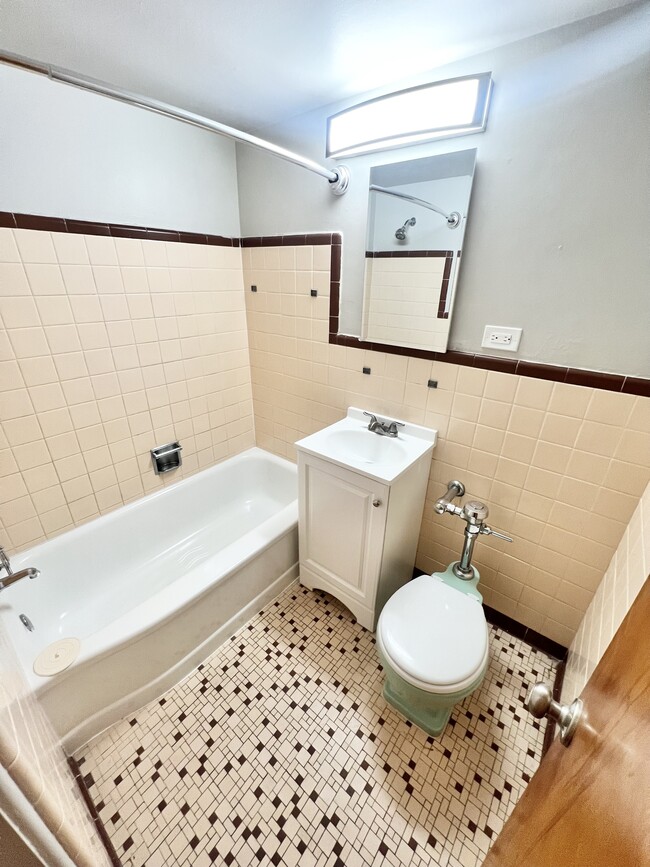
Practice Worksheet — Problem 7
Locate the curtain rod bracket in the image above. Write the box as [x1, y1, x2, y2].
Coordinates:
[328, 165, 350, 196]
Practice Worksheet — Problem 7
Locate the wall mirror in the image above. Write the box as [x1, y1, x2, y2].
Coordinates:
[360, 148, 477, 353]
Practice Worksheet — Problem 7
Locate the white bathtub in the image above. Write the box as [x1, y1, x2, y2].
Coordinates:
[0, 448, 298, 752]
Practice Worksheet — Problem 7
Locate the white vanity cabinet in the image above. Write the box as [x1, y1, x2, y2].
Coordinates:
[295, 408, 436, 630]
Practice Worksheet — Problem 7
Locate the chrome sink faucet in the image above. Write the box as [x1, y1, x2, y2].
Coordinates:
[0, 545, 40, 591]
[434, 480, 513, 579]
[363, 411, 405, 438]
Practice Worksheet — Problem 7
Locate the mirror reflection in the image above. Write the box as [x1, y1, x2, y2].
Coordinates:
[361, 148, 477, 352]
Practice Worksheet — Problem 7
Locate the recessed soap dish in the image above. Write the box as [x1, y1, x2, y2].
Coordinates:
[151, 441, 182, 474]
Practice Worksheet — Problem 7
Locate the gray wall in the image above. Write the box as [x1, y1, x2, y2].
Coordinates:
[0, 64, 241, 236]
[237, 5, 650, 377]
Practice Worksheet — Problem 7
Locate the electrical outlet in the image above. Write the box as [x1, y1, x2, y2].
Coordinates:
[481, 325, 522, 352]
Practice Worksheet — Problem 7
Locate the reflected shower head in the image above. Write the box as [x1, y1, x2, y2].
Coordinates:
[395, 217, 416, 240]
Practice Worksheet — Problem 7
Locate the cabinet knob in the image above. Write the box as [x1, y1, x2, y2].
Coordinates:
[373, 499, 382, 507]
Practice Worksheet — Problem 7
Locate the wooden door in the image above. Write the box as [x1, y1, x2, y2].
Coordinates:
[482, 577, 650, 867]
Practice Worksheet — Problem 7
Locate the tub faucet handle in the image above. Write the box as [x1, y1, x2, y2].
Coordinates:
[0, 545, 12, 576]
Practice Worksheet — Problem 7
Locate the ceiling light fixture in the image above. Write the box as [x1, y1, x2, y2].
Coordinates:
[327, 73, 493, 159]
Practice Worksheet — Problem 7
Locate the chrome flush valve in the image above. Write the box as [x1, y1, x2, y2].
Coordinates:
[435, 481, 513, 579]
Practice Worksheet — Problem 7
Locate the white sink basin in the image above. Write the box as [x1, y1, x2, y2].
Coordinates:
[323, 429, 409, 464]
[295, 408, 437, 484]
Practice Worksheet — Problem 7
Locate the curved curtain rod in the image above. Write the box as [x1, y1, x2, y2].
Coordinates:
[369, 184, 460, 228]
[0, 49, 350, 195]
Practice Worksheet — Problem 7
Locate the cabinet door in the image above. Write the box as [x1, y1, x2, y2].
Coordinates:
[299, 455, 388, 616]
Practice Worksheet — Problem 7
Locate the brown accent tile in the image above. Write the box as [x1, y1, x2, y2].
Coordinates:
[332, 232, 342, 246]
[178, 231, 208, 245]
[14, 213, 67, 232]
[474, 355, 519, 374]
[207, 235, 234, 247]
[366, 249, 449, 258]
[443, 350, 476, 367]
[110, 224, 150, 240]
[517, 361, 568, 382]
[622, 376, 650, 398]
[306, 233, 332, 245]
[67, 220, 112, 236]
[241, 236, 262, 247]
[436, 254, 454, 319]
[330, 245, 341, 282]
[0, 211, 17, 228]
[483, 605, 567, 659]
[145, 228, 180, 242]
[565, 368, 625, 392]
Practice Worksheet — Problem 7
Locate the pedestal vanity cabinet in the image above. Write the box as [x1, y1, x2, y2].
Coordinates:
[295, 408, 437, 630]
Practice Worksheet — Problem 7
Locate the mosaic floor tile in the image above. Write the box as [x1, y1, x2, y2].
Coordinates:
[74, 584, 558, 867]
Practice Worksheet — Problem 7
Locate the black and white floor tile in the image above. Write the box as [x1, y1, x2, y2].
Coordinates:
[74, 585, 558, 867]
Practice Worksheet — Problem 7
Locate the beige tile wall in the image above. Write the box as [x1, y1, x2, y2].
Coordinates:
[244, 242, 650, 646]
[0, 228, 254, 553]
[363, 256, 448, 348]
[0, 624, 111, 866]
[562, 481, 649, 702]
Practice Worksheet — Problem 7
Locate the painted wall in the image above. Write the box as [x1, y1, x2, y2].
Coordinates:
[0, 64, 241, 236]
[243, 240, 650, 646]
[0, 228, 254, 553]
[236, 6, 650, 377]
[562, 480, 649, 702]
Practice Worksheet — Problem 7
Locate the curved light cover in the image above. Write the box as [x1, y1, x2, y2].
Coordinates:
[327, 73, 492, 158]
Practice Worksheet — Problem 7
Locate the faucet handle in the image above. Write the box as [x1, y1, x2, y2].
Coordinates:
[363, 411, 378, 423]
[0, 545, 12, 576]
[481, 526, 513, 543]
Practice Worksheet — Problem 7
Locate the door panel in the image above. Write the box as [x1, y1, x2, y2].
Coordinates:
[482, 577, 650, 867]
[299, 457, 388, 606]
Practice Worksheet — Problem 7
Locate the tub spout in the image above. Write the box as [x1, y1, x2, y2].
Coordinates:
[0, 546, 40, 591]
[0, 566, 40, 591]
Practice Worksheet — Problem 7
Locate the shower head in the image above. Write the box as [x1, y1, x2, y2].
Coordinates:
[395, 217, 416, 240]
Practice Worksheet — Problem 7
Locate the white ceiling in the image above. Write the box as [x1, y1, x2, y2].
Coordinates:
[0, 0, 637, 133]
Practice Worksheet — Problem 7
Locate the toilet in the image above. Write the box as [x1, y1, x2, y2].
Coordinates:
[377, 565, 489, 737]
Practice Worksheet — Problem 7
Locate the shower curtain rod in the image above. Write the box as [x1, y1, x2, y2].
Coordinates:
[369, 184, 460, 228]
[0, 49, 350, 195]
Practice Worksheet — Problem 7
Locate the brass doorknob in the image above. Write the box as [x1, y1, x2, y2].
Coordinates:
[525, 682, 583, 747]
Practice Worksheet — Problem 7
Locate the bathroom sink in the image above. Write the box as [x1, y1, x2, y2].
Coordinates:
[295, 407, 437, 484]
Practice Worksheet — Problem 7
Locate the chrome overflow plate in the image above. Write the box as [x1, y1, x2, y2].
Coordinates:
[19, 613, 35, 632]
[525, 682, 583, 747]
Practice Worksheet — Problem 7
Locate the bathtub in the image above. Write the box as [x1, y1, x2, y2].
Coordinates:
[0, 448, 298, 752]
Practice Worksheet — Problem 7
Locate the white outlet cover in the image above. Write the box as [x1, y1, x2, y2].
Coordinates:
[481, 325, 523, 352]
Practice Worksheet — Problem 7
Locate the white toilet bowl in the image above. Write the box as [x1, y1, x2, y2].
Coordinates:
[377, 568, 489, 736]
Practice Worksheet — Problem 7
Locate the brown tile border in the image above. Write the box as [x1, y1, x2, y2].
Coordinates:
[241, 232, 337, 247]
[365, 250, 451, 258]
[437, 252, 454, 320]
[1, 210, 239, 247]
[67, 756, 123, 866]
[482, 604, 567, 661]
[2, 212, 648, 395]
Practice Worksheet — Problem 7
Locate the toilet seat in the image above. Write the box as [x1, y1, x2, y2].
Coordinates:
[377, 575, 489, 694]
